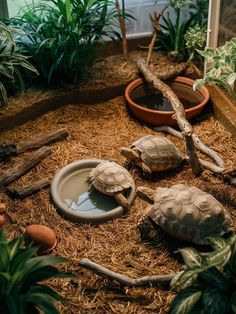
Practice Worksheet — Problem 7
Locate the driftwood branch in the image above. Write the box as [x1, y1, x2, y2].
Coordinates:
[147, 6, 167, 64]
[137, 58, 202, 176]
[155, 63, 188, 81]
[0, 146, 51, 187]
[17, 128, 69, 153]
[115, 0, 128, 60]
[0, 128, 68, 161]
[79, 258, 175, 287]
[154, 126, 236, 185]
[154, 126, 224, 168]
[6, 178, 50, 199]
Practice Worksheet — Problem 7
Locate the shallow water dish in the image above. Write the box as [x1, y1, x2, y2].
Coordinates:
[51, 159, 136, 224]
[125, 77, 210, 126]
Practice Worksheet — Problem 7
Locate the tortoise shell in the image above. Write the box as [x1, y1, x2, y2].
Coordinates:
[132, 135, 184, 172]
[89, 161, 134, 195]
[149, 184, 233, 244]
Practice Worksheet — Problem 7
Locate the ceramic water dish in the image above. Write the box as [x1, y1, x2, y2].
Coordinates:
[50, 159, 136, 224]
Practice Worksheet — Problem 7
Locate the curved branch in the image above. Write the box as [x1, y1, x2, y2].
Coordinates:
[137, 58, 202, 176]
[79, 258, 175, 287]
[154, 126, 224, 168]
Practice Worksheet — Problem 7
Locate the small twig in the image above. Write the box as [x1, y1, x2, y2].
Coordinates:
[79, 258, 175, 287]
[154, 126, 224, 168]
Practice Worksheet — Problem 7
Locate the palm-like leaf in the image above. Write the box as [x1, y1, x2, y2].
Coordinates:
[0, 229, 75, 314]
[7, 0, 132, 85]
[0, 20, 38, 107]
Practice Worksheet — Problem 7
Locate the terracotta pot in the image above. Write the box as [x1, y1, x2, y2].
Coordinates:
[125, 77, 210, 126]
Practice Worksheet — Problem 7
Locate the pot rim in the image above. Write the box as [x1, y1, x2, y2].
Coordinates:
[125, 76, 210, 115]
[50, 159, 136, 224]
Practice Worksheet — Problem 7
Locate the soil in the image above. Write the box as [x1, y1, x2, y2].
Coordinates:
[1, 52, 236, 314]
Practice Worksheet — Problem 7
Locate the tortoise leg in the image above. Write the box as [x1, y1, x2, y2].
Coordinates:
[135, 160, 152, 175]
[114, 192, 130, 214]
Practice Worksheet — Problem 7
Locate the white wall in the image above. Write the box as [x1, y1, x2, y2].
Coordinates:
[7, 0, 37, 16]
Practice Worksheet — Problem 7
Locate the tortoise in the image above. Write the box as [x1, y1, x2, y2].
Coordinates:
[137, 184, 234, 244]
[88, 161, 135, 213]
[120, 135, 184, 175]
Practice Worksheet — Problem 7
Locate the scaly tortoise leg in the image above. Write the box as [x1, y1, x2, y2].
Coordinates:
[114, 192, 130, 214]
[135, 160, 152, 175]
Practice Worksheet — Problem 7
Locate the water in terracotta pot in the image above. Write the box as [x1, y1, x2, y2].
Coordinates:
[133, 91, 199, 111]
[132, 82, 202, 112]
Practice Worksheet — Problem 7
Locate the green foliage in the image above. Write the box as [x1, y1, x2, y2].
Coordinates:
[0, 229, 75, 314]
[8, 0, 129, 86]
[168, 0, 192, 10]
[189, 0, 209, 26]
[185, 24, 207, 61]
[0, 20, 38, 107]
[156, 0, 208, 61]
[168, 234, 236, 314]
[193, 37, 236, 98]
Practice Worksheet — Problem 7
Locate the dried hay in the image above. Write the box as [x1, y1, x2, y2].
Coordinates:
[1, 63, 236, 313]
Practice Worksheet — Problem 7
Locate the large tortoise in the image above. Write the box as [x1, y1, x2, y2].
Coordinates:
[137, 184, 233, 244]
[120, 135, 184, 175]
[88, 161, 135, 213]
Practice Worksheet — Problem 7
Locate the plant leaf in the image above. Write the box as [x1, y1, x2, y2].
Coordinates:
[201, 288, 230, 314]
[177, 247, 204, 269]
[168, 287, 202, 314]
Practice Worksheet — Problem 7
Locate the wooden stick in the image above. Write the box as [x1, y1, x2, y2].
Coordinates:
[155, 63, 188, 81]
[79, 258, 175, 287]
[0, 128, 69, 160]
[147, 6, 168, 65]
[154, 126, 224, 168]
[137, 58, 202, 176]
[6, 178, 50, 199]
[115, 0, 128, 60]
[16, 128, 69, 153]
[0, 146, 51, 187]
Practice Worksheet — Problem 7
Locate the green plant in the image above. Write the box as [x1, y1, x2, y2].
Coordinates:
[189, 0, 209, 26]
[0, 229, 75, 314]
[194, 37, 236, 98]
[185, 24, 207, 61]
[8, 0, 128, 86]
[168, 234, 236, 314]
[155, 0, 208, 61]
[0, 20, 38, 107]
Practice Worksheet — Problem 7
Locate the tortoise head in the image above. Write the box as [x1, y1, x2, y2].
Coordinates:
[120, 147, 140, 162]
[136, 186, 155, 204]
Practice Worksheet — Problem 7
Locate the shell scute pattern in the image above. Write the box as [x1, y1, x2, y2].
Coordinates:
[89, 161, 134, 195]
[132, 135, 184, 172]
[149, 184, 234, 244]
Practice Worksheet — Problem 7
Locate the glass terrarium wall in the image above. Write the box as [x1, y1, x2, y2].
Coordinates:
[218, 0, 236, 46]
[7, 0, 39, 16]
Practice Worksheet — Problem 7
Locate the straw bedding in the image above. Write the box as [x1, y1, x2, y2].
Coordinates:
[1, 54, 236, 314]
